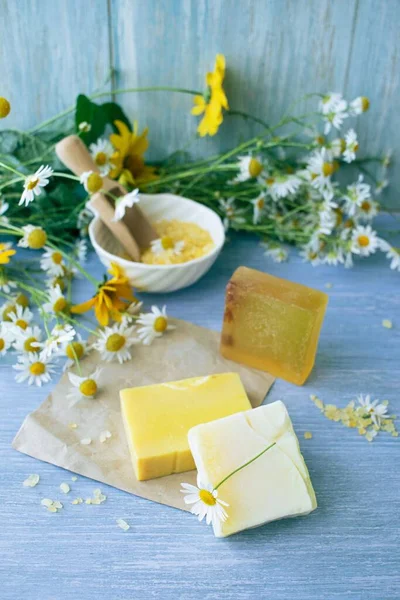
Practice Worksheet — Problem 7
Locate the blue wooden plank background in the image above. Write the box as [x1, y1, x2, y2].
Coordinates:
[0, 0, 399, 207]
[0, 215, 399, 599]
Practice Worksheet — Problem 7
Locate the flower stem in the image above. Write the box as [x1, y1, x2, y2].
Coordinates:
[214, 441, 276, 490]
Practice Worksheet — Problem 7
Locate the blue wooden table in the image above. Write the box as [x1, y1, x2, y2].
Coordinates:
[0, 218, 399, 600]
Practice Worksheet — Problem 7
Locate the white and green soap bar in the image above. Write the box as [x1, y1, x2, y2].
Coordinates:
[188, 401, 317, 537]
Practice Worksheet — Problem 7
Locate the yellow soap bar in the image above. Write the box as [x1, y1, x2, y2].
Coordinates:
[120, 373, 252, 481]
[220, 267, 328, 385]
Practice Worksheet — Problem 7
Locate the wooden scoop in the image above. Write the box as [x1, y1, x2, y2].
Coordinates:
[55, 135, 157, 262]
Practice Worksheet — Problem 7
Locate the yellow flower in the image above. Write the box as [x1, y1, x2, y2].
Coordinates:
[71, 262, 136, 326]
[192, 54, 229, 137]
[0, 97, 10, 118]
[109, 120, 158, 186]
[0, 242, 16, 264]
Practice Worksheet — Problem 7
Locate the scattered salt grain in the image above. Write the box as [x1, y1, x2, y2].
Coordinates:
[99, 430, 112, 443]
[23, 474, 40, 488]
[72, 498, 83, 505]
[53, 501, 63, 509]
[325, 283, 333, 289]
[116, 519, 130, 532]
[304, 432, 313, 440]
[41, 498, 62, 513]
[71, 476, 78, 482]
[382, 319, 393, 329]
[60, 483, 70, 494]
[80, 438, 92, 445]
[69, 423, 78, 429]
[41, 498, 53, 507]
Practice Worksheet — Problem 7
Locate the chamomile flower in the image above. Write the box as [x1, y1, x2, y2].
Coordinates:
[342, 175, 371, 216]
[78, 121, 91, 133]
[93, 322, 137, 363]
[19, 165, 53, 207]
[74, 239, 88, 262]
[13, 325, 42, 354]
[8, 305, 33, 331]
[0, 323, 13, 355]
[18, 224, 48, 249]
[232, 155, 264, 183]
[218, 197, 246, 231]
[251, 195, 266, 224]
[351, 225, 379, 257]
[264, 173, 301, 200]
[63, 334, 87, 370]
[40, 324, 76, 359]
[89, 138, 114, 176]
[305, 149, 335, 198]
[317, 208, 337, 236]
[67, 368, 102, 404]
[180, 477, 228, 528]
[350, 96, 370, 115]
[77, 207, 93, 236]
[322, 247, 344, 266]
[375, 179, 388, 195]
[150, 237, 184, 256]
[327, 137, 345, 159]
[343, 129, 359, 163]
[136, 305, 176, 346]
[121, 300, 143, 324]
[13, 352, 55, 387]
[319, 93, 348, 134]
[0, 272, 17, 294]
[112, 189, 140, 222]
[382, 245, 400, 271]
[300, 245, 322, 266]
[40, 247, 66, 277]
[43, 285, 68, 315]
[355, 198, 379, 221]
[357, 394, 389, 427]
[261, 242, 289, 263]
[80, 171, 103, 194]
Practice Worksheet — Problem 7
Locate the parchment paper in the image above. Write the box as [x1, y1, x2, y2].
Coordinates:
[12, 319, 274, 512]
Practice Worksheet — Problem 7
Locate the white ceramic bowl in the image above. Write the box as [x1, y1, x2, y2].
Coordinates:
[89, 193, 225, 293]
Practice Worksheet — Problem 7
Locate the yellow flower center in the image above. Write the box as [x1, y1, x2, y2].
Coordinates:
[51, 277, 65, 291]
[353, 143, 359, 152]
[257, 198, 265, 210]
[361, 97, 370, 112]
[266, 177, 275, 185]
[358, 235, 370, 247]
[322, 162, 334, 177]
[334, 208, 343, 226]
[66, 342, 84, 360]
[199, 489, 216, 506]
[105, 333, 126, 352]
[26, 177, 39, 190]
[51, 252, 63, 265]
[27, 228, 47, 249]
[332, 160, 340, 173]
[53, 297, 67, 313]
[16, 293, 29, 308]
[161, 236, 174, 250]
[16, 319, 28, 330]
[154, 316, 168, 333]
[316, 135, 325, 145]
[248, 158, 263, 178]
[29, 361, 45, 376]
[309, 251, 318, 260]
[361, 201, 371, 213]
[0, 338, 4, 351]
[79, 379, 98, 397]
[24, 337, 39, 352]
[2, 304, 16, 321]
[344, 219, 354, 229]
[95, 152, 107, 166]
[86, 172, 103, 194]
[0, 97, 11, 118]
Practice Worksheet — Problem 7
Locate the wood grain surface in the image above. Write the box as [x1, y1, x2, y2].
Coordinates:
[0, 0, 399, 207]
[0, 214, 399, 599]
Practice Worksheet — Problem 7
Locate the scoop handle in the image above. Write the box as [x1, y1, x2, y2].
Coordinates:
[55, 135, 98, 177]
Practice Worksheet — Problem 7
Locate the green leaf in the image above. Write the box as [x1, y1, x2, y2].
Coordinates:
[102, 102, 131, 132]
[75, 95, 132, 145]
[75, 94, 107, 145]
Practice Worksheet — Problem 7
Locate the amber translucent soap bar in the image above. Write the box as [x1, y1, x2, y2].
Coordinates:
[220, 267, 328, 385]
[120, 373, 251, 481]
